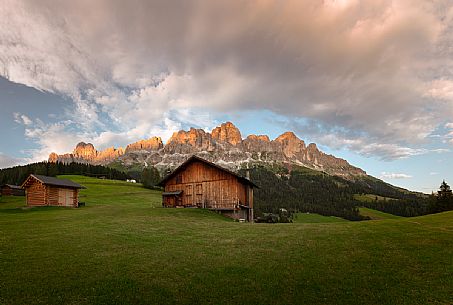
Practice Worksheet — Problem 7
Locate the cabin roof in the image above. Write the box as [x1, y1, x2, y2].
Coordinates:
[1, 184, 23, 189]
[22, 174, 86, 189]
[158, 155, 258, 188]
[162, 190, 183, 196]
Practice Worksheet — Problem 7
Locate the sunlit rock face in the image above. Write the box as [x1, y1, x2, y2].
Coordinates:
[211, 122, 242, 146]
[73, 142, 97, 160]
[48, 121, 366, 178]
[125, 137, 163, 153]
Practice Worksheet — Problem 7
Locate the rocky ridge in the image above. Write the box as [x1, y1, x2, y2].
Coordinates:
[49, 122, 366, 178]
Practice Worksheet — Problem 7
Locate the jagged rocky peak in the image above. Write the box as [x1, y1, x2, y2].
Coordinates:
[274, 132, 306, 158]
[211, 121, 242, 146]
[97, 146, 125, 161]
[48, 152, 59, 163]
[125, 137, 163, 153]
[73, 142, 97, 159]
[243, 134, 273, 152]
[246, 134, 270, 142]
[167, 128, 214, 150]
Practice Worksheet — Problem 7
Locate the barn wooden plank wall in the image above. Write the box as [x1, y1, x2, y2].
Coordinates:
[164, 160, 251, 210]
[25, 181, 47, 206]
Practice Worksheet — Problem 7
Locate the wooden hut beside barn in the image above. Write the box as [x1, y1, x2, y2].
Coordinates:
[158, 156, 257, 222]
[1, 184, 25, 196]
[21, 174, 85, 207]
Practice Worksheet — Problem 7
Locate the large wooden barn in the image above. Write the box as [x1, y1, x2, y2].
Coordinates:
[21, 174, 85, 207]
[158, 156, 257, 221]
[1, 184, 25, 196]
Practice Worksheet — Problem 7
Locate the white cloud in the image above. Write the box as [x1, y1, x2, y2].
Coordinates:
[13, 113, 32, 125]
[1, 0, 453, 159]
[0, 153, 24, 169]
[380, 172, 413, 179]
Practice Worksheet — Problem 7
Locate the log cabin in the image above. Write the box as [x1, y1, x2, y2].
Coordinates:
[0, 184, 25, 196]
[158, 155, 257, 222]
[21, 174, 85, 207]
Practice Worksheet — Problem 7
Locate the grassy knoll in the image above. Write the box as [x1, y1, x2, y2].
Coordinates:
[1, 176, 452, 305]
[354, 193, 397, 202]
[293, 212, 348, 223]
[359, 207, 403, 220]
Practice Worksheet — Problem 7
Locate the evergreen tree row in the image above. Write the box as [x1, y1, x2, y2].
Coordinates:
[0, 161, 130, 185]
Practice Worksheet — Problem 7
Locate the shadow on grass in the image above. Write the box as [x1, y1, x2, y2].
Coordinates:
[0, 205, 87, 214]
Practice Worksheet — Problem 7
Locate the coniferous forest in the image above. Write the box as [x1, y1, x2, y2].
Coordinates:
[240, 165, 451, 220]
[0, 162, 130, 186]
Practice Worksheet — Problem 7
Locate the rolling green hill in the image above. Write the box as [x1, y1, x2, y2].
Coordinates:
[358, 207, 403, 220]
[0, 175, 452, 305]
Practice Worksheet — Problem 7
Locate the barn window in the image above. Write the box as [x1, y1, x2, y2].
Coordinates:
[176, 174, 182, 184]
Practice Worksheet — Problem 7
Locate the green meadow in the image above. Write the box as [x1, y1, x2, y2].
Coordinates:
[359, 207, 403, 220]
[1, 176, 452, 305]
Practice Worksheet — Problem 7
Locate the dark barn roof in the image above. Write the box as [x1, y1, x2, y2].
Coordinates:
[158, 155, 258, 188]
[2, 184, 23, 190]
[22, 174, 86, 189]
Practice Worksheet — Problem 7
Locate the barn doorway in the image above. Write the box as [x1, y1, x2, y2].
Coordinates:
[58, 189, 73, 206]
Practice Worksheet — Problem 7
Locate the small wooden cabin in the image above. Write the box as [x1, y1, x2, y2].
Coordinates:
[1, 184, 25, 196]
[21, 174, 85, 207]
[158, 156, 257, 221]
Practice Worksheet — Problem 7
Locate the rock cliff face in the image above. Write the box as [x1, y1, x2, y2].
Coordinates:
[211, 122, 242, 146]
[125, 137, 163, 153]
[48, 122, 366, 178]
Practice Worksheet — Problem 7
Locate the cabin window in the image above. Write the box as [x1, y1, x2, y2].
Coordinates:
[186, 185, 193, 196]
[176, 174, 182, 184]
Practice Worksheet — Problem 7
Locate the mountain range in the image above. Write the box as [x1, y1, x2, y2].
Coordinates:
[48, 122, 366, 178]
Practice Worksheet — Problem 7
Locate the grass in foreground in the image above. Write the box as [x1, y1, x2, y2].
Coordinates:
[0, 175, 452, 305]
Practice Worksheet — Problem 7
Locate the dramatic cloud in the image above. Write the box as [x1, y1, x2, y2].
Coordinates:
[1, 0, 453, 159]
[380, 172, 413, 179]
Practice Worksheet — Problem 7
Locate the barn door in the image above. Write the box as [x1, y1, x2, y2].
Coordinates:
[195, 183, 203, 207]
[185, 184, 194, 206]
[58, 189, 73, 207]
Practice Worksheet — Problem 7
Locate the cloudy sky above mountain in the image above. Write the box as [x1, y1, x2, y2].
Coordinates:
[1, 0, 453, 192]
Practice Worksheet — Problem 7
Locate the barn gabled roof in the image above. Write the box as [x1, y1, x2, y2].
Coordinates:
[21, 174, 86, 189]
[158, 155, 258, 188]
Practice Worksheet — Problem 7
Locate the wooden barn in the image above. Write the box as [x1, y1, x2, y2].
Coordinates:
[158, 156, 257, 221]
[1, 184, 25, 196]
[21, 174, 85, 207]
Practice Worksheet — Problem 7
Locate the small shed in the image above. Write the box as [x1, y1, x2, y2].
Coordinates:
[21, 174, 85, 207]
[1, 184, 25, 196]
[158, 155, 258, 221]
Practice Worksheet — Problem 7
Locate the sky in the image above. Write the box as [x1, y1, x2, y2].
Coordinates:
[1, 0, 453, 193]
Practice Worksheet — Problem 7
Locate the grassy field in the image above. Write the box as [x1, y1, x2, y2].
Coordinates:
[293, 212, 348, 223]
[354, 193, 397, 202]
[1, 175, 452, 305]
[359, 207, 403, 220]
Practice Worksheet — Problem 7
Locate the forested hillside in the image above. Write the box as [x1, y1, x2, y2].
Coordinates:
[239, 164, 432, 220]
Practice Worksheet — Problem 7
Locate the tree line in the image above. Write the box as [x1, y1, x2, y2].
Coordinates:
[0, 161, 130, 185]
